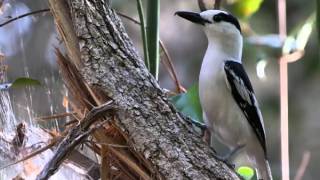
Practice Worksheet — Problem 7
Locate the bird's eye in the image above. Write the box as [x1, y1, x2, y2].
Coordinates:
[213, 15, 222, 22]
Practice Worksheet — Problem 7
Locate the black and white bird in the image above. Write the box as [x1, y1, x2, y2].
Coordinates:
[176, 10, 272, 180]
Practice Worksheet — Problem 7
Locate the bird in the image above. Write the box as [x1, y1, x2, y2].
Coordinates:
[175, 10, 272, 180]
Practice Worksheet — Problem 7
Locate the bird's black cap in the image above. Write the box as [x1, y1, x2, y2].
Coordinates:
[175, 11, 210, 25]
[176, 11, 242, 33]
[213, 12, 241, 33]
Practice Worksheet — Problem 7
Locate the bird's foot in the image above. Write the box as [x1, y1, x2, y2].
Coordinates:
[202, 129, 211, 145]
[225, 144, 246, 160]
[213, 144, 246, 169]
[211, 153, 236, 169]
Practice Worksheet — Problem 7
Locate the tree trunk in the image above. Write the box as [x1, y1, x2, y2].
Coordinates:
[50, 0, 240, 179]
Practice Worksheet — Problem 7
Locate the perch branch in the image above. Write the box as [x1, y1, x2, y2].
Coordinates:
[118, 12, 185, 93]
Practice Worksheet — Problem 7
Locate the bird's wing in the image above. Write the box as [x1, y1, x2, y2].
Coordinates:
[224, 60, 266, 155]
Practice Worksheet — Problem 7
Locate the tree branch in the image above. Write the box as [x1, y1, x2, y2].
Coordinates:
[198, 0, 207, 11]
[214, 0, 222, 9]
[36, 101, 114, 180]
[118, 12, 185, 93]
[0, 9, 50, 27]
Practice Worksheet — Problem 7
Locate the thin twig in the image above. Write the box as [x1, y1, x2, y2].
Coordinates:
[36, 101, 114, 180]
[279, 58, 289, 180]
[0, 9, 50, 27]
[159, 40, 185, 93]
[37, 121, 108, 180]
[214, 0, 222, 9]
[85, 140, 129, 148]
[0, 137, 61, 170]
[117, 12, 140, 24]
[282, 50, 305, 63]
[198, 0, 207, 11]
[118, 12, 185, 93]
[278, 0, 306, 177]
[278, 0, 287, 41]
[64, 119, 79, 127]
[198, 0, 221, 11]
[278, 0, 289, 179]
[35, 111, 75, 121]
[0, 135, 12, 145]
[294, 151, 311, 180]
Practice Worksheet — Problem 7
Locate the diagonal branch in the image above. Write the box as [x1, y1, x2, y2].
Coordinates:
[0, 137, 60, 170]
[36, 101, 114, 180]
[159, 39, 185, 93]
[198, 0, 222, 11]
[118, 12, 185, 93]
[214, 0, 222, 9]
[0, 9, 50, 27]
[35, 111, 75, 121]
[198, 0, 207, 11]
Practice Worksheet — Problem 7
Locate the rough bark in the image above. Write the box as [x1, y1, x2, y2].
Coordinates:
[56, 0, 240, 179]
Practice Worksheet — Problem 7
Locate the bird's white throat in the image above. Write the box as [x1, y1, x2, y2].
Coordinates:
[205, 32, 243, 63]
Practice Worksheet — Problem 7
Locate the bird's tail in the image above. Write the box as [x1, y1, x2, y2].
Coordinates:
[265, 160, 273, 180]
[256, 159, 273, 180]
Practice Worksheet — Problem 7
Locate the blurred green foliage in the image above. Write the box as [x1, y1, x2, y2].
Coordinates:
[136, 0, 150, 70]
[283, 13, 315, 54]
[146, 1, 160, 80]
[11, 77, 41, 88]
[237, 166, 257, 180]
[317, 0, 320, 43]
[170, 84, 203, 124]
[230, 0, 264, 19]
[0, 77, 41, 90]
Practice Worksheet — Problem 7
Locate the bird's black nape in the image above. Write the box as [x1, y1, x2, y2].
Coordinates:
[214, 12, 241, 33]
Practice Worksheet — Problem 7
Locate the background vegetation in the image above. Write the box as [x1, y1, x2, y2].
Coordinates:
[0, 0, 318, 179]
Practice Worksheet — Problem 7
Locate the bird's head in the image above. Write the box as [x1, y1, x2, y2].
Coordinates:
[175, 10, 241, 40]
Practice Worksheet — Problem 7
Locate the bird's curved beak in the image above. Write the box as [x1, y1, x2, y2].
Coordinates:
[175, 11, 209, 25]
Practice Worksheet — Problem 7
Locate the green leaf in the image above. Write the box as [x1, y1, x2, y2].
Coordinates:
[318, 0, 320, 43]
[146, 0, 160, 80]
[318, 3, 320, 59]
[282, 13, 315, 54]
[295, 14, 315, 51]
[11, 77, 41, 88]
[231, 0, 263, 19]
[170, 84, 203, 123]
[237, 166, 256, 180]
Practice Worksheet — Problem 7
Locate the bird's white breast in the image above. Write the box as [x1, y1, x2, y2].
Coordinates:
[199, 49, 252, 148]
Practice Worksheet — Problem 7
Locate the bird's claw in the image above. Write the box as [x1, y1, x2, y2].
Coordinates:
[213, 144, 246, 169]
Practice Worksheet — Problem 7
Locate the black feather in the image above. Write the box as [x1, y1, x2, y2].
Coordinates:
[213, 13, 241, 33]
[224, 61, 266, 156]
